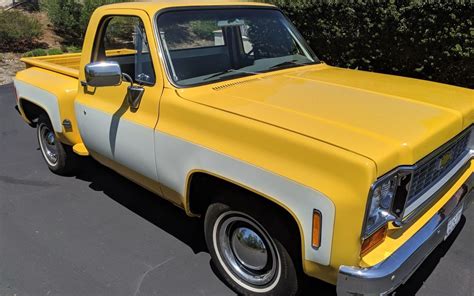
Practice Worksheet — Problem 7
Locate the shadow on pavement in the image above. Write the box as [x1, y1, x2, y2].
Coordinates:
[74, 157, 208, 254]
[72, 156, 463, 296]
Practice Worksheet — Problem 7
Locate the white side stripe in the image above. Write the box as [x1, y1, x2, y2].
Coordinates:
[72, 102, 335, 265]
[154, 131, 335, 265]
[75, 102, 158, 181]
[14, 79, 62, 132]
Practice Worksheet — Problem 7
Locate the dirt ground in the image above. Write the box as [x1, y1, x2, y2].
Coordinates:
[0, 11, 62, 85]
[0, 53, 24, 85]
[35, 11, 62, 49]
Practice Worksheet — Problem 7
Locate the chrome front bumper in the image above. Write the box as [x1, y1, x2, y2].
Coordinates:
[337, 173, 474, 296]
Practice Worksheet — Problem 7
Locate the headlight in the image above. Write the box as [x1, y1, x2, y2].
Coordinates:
[363, 170, 413, 238]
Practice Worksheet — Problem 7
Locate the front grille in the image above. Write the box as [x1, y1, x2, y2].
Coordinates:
[407, 130, 471, 204]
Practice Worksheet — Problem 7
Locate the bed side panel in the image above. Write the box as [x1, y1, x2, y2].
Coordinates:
[14, 67, 82, 145]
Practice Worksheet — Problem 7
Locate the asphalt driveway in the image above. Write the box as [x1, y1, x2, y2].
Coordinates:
[0, 83, 472, 296]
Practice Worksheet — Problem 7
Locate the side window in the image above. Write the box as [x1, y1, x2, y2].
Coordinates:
[95, 16, 155, 85]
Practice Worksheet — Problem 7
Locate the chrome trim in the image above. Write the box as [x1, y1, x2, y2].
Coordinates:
[214, 211, 279, 287]
[407, 128, 471, 202]
[402, 151, 472, 220]
[38, 122, 58, 166]
[62, 119, 72, 129]
[337, 172, 474, 296]
[363, 127, 473, 238]
[362, 168, 412, 239]
[409, 127, 471, 171]
[231, 227, 268, 271]
[84, 61, 122, 87]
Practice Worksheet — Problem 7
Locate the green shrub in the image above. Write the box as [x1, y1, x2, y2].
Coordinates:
[81, 0, 127, 35]
[23, 48, 66, 57]
[40, 0, 83, 45]
[268, 0, 473, 88]
[64, 45, 82, 53]
[23, 48, 48, 57]
[190, 20, 219, 40]
[40, 0, 128, 46]
[0, 10, 42, 51]
[47, 48, 64, 55]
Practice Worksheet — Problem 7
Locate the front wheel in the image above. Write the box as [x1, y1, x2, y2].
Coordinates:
[205, 202, 299, 295]
[37, 114, 76, 175]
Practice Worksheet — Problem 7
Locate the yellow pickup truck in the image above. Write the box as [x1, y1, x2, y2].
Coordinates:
[13, 1, 474, 295]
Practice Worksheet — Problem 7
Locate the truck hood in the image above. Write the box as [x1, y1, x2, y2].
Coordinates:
[177, 65, 474, 175]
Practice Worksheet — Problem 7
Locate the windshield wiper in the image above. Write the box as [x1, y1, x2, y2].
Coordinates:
[204, 69, 256, 81]
[269, 60, 312, 70]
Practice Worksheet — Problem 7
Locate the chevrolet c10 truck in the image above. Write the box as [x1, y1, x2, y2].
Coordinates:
[13, 2, 474, 295]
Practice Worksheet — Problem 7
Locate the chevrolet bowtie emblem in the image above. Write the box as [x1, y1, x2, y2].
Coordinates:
[437, 151, 453, 170]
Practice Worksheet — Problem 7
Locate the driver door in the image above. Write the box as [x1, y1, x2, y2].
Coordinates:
[75, 10, 164, 182]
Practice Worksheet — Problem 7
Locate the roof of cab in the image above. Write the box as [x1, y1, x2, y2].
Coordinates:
[96, 1, 275, 14]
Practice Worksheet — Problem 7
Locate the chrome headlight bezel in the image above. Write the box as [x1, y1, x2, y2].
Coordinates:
[362, 126, 474, 239]
[468, 127, 474, 149]
[362, 168, 413, 239]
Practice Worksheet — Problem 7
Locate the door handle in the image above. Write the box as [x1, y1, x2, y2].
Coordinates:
[127, 86, 145, 110]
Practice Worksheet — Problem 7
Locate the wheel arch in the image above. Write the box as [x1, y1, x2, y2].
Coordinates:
[154, 131, 335, 266]
[18, 98, 49, 127]
[14, 79, 63, 133]
[185, 170, 305, 268]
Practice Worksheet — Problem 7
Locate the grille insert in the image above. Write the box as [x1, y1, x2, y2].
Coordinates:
[407, 130, 470, 204]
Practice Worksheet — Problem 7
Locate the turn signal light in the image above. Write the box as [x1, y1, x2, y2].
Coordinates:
[361, 224, 387, 257]
[312, 210, 322, 248]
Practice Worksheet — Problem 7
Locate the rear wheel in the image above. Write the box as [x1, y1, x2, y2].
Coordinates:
[205, 200, 299, 295]
[37, 114, 76, 175]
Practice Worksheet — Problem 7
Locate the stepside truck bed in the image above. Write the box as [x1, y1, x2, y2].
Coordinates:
[20, 53, 81, 78]
[14, 53, 82, 147]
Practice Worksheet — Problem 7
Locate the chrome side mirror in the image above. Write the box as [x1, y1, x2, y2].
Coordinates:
[84, 61, 122, 87]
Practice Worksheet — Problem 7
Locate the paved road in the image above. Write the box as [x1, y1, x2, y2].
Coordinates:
[0, 83, 472, 296]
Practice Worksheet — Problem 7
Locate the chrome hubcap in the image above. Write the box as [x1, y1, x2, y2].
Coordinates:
[38, 123, 58, 165]
[231, 227, 268, 270]
[215, 212, 279, 287]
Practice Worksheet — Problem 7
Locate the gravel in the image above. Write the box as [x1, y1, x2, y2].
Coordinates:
[0, 53, 24, 85]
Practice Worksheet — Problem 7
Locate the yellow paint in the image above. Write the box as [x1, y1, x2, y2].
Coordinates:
[178, 66, 473, 177]
[15, 67, 83, 146]
[304, 260, 338, 284]
[76, 8, 164, 133]
[20, 48, 139, 78]
[21, 53, 81, 78]
[158, 87, 376, 279]
[13, 0, 474, 285]
[72, 143, 89, 156]
[361, 161, 473, 267]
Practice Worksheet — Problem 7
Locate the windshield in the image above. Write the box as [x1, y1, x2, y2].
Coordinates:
[156, 8, 319, 87]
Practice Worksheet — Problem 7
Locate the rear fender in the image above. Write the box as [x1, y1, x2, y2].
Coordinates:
[14, 68, 82, 146]
[14, 79, 62, 132]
